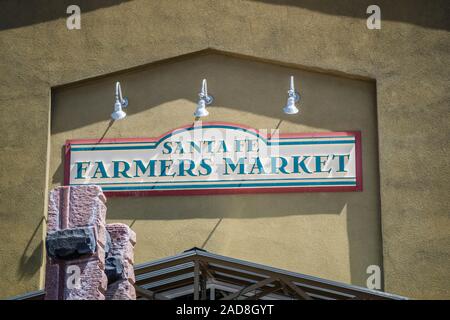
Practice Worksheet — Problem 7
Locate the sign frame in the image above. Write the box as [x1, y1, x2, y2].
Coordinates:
[64, 122, 362, 197]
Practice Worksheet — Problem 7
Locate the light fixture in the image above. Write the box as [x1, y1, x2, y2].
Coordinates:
[111, 81, 128, 120]
[194, 79, 213, 117]
[283, 76, 300, 115]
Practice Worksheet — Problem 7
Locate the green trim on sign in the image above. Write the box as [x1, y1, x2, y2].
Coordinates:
[69, 125, 355, 151]
[98, 180, 357, 191]
[70, 177, 357, 186]
[70, 139, 355, 151]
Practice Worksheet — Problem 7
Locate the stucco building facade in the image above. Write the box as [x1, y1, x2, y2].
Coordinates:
[0, 0, 449, 299]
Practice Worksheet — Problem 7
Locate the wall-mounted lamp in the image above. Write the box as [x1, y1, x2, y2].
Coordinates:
[111, 81, 128, 120]
[283, 76, 300, 115]
[194, 79, 214, 117]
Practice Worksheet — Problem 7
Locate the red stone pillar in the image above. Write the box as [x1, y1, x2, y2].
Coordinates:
[105, 223, 137, 300]
[45, 186, 108, 300]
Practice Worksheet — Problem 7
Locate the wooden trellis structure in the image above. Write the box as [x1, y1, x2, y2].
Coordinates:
[132, 248, 405, 300]
[11, 248, 407, 300]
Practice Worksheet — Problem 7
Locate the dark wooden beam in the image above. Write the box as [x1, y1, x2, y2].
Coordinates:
[209, 265, 265, 282]
[281, 280, 313, 300]
[199, 261, 215, 281]
[244, 283, 282, 300]
[135, 255, 195, 276]
[280, 282, 291, 297]
[201, 273, 207, 300]
[134, 285, 170, 300]
[221, 277, 277, 300]
[213, 274, 257, 288]
[142, 278, 193, 294]
[193, 260, 200, 300]
[135, 266, 194, 285]
[197, 255, 380, 300]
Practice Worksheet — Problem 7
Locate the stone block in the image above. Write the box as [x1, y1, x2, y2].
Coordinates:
[105, 223, 136, 300]
[46, 226, 96, 260]
[44, 185, 107, 300]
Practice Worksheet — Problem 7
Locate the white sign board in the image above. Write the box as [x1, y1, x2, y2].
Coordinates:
[65, 122, 362, 196]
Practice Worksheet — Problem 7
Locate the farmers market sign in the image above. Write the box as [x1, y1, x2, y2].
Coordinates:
[65, 122, 362, 196]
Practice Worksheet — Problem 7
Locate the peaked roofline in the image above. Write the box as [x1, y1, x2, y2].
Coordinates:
[134, 249, 407, 300]
[10, 249, 408, 300]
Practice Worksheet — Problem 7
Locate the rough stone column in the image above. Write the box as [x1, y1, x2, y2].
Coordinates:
[45, 185, 108, 300]
[105, 223, 137, 300]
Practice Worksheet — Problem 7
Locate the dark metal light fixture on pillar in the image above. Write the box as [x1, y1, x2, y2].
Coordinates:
[194, 79, 214, 117]
[111, 81, 128, 120]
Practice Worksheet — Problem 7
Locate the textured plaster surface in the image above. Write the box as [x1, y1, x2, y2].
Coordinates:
[0, 0, 449, 299]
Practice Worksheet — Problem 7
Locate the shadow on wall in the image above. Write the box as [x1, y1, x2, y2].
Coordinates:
[50, 51, 382, 288]
[0, 0, 131, 30]
[104, 193, 350, 220]
[1, 0, 448, 31]
[50, 50, 376, 134]
[253, 0, 450, 31]
[17, 217, 45, 281]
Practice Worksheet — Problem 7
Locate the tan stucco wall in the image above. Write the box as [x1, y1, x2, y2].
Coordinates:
[0, 0, 449, 299]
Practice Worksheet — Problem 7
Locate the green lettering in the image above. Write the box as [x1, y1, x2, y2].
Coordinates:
[92, 161, 109, 179]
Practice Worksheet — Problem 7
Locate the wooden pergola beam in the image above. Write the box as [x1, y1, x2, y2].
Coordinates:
[220, 277, 277, 300]
[280, 282, 291, 297]
[280, 279, 313, 300]
[134, 285, 169, 300]
[135, 265, 194, 284]
[197, 254, 383, 300]
[209, 265, 265, 282]
[245, 283, 282, 300]
[193, 260, 200, 300]
[199, 261, 215, 280]
[135, 254, 195, 275]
